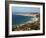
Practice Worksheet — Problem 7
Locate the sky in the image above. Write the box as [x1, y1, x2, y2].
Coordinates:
[12, 6, 40, 15]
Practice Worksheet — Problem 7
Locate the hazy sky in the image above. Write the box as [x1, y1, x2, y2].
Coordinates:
[12, 6, 40, 15]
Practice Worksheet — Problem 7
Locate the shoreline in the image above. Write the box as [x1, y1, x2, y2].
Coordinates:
[12, 17, 40, 31]
[12, 14, 40, 31]
[13, 17, 38, 28]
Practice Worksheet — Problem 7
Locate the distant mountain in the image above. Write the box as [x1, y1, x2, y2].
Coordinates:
[13, 12, 40, 15]
[15, 12, 40, 16]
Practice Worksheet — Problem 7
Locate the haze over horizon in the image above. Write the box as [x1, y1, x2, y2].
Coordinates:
[12, 7, 40, 15]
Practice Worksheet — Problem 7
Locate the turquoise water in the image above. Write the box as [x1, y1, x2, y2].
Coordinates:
[12, 15, 34, 28]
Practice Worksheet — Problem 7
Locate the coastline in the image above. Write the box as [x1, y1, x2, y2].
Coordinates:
[12, 17, 40, 31]
[12, 13, 40, 31]
[12, 17, 38, 28]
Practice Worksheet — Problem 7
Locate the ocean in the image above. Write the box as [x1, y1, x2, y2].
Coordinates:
[12, 15, 34, 28]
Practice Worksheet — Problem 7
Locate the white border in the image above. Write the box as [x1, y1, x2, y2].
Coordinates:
[9, 4, 43, 35]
